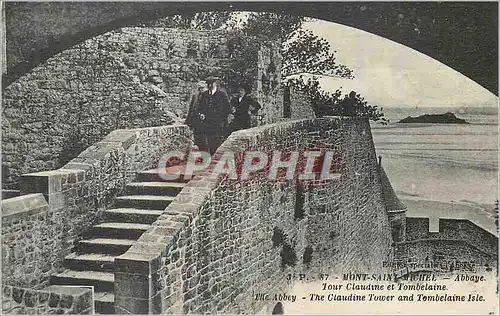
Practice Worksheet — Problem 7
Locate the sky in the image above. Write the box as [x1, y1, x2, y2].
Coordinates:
[301, 19, 498, 108]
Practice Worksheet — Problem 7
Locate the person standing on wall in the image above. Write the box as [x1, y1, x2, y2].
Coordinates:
[185, 80, 208, 150]
[196, 76, 231, 155]
[339, 90, 358, 117]
[227, 84, 261, 135]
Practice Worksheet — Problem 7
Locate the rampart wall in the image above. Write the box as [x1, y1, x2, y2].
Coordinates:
[114, 117, 393, 314]
[405, 217, 498, 257]
[395, 217, 498, 271]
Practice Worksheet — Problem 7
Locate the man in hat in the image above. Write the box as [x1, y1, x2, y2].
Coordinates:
[196, 76, 231, 154]
[339, 90, 358, 116]
[185, 80, 208, 149]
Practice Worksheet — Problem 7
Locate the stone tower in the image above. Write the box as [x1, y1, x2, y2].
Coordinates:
[378, 156, 407, 242]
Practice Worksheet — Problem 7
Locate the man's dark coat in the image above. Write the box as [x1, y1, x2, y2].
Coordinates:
[197, 89, 231, 133]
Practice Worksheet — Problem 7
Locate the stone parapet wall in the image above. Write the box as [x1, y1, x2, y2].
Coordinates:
[394, 239, 497, 272]
[405, 217, 498, 258]
[2, 194, 53, 288]
[2, 125, 191, 289]
[114, 117, 392, 314]
[2, 284, 93, 314]
[301, 118, 391, 274]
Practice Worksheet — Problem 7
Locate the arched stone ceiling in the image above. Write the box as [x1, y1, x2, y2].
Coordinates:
[4, 2, 498, 94]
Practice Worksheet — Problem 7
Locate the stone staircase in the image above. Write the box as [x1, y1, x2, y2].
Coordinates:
[48, 166, 193, 314]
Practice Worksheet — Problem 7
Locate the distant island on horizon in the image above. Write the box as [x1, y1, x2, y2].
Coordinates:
[383, 106, 498, 115]
[398, 112, 469, 124]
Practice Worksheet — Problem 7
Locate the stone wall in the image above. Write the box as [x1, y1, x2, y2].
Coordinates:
[114, 117, 392, 314]
[254, 44, 283, 125]
[283, 85, 316, 120]
[2, 125, 191, 289]
[395, 240, 496, 272]
[1, 42, 179, 189]
[2, 285, 93, 314]
[92, 27, 231, 119]
[2, 194, 53, 289]
[2, 26, 282, 189]
[405, 217, 498, 257]
[394, 217, 498, 272]
[302, 119, 391, 274]
[90, 27, 283, 124]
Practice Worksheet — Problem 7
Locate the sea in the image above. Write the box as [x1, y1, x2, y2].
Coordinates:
[370, 107, 498, 225]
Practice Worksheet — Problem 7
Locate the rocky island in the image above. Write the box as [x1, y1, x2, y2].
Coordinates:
[398, 112, 469, 124]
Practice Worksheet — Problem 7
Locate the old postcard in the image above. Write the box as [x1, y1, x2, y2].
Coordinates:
[1, 2, 498, 315]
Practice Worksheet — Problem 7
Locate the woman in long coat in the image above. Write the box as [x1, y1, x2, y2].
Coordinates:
[227, 85, 261, 135]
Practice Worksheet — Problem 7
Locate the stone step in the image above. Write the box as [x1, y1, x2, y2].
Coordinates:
[2, 189, 20, 199]
[126, 181, 185, 196]
[135, 166, 203, 183]
[84, 222, 151, 240]
[50, 270, 114, 293]
[76, 238, 135, 255]
[102, 208, 163, 224]
[115, 195, 176, 210]
[94, 292, 114, 314]
[64, 253, 115, 273]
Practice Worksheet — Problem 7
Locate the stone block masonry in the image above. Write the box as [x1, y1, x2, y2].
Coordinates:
[2, 194, 53, 289]
[114, 117, 393, 314]
[2, 125, 191, 290]
[2, 26, 283, 189]
[283, 84, 316, 120]
[94, 27, 234, 119]
[93, 27, 283, 124]
[405, 217, 497, 257]
[2, 40, 178, 189]
[395, 217, 499, 270]
[395, 240, 496, 271]
[304, 120, 392, 274]
[2, 285, 93, 314]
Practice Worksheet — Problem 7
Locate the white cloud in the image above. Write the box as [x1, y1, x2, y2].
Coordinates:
[303, 19, 498, 108]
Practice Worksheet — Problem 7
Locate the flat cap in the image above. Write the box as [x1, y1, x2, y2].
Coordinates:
[205, 76, 220, 83]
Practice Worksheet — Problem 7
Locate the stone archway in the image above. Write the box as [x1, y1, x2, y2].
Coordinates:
[4, 2, 498, 94]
